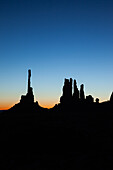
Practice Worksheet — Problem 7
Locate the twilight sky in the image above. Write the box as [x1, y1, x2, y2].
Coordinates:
[0, 0, 113, 109]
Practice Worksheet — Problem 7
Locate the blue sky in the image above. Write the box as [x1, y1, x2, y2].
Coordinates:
[0, 0, 113, 109]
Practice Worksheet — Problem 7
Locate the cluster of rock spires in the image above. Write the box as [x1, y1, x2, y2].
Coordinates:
[12, 69, 113, 109]
[60, 78, 96, 105]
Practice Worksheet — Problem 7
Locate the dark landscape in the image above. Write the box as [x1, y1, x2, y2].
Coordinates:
[0, 70, 113, 169]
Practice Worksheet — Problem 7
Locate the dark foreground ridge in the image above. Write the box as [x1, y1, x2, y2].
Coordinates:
[0, 70, 113, 169]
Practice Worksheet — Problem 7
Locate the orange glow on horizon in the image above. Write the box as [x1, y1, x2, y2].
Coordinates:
[0, 101, 57, 110]
[0, 98, 108, 110]
[39, 104, 55, 109]
[0, 105, 54, 110]
[38, 101, 57, 109]
[0, 102, 16, 110]
[0, 105, 11, 110]
[0, 107, 9, 110]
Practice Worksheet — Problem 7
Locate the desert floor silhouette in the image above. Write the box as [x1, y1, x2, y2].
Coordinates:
[0, 70, 113, 169]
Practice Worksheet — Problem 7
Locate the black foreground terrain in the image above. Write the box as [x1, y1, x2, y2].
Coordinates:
[0, 102, 112, 170]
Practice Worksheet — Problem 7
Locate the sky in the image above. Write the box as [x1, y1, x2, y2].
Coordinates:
[0, 0, 113, 109]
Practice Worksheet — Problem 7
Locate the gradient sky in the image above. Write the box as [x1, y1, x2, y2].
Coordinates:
[0, 0, 113, 109]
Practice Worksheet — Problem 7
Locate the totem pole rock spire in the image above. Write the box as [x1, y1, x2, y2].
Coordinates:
[28, 69, 31, 94]
[20, 69, 34, 104]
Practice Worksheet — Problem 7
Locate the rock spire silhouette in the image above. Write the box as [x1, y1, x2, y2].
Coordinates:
[20, 69, 34, 104]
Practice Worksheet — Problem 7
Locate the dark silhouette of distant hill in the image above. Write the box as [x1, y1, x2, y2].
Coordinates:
[0, 69, 113, 169]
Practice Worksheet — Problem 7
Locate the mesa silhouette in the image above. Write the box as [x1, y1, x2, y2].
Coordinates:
[0, 70, 113, 169]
